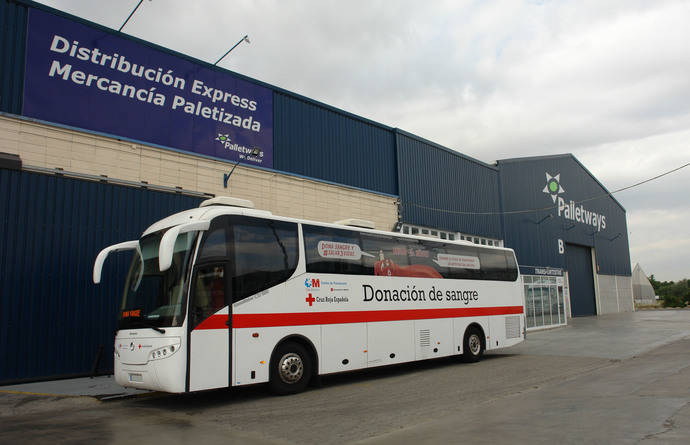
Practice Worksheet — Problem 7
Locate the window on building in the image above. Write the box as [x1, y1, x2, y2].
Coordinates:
[523, 274, 566, 330]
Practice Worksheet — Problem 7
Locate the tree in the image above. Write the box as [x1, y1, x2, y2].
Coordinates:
[652, 275, 690, 307]
[649, 274, 661, 294]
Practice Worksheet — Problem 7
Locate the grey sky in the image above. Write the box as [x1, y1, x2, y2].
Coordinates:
[37, 0, 690, 281]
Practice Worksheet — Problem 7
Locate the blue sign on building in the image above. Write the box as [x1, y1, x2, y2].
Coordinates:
[23, 8, 273, 168]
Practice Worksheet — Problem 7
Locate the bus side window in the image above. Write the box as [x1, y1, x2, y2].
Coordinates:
[303, 225, 366, 275]
[360, 233, 410, 275]
[478, 250, 507, 280]
[477, 249, 518, 281]
[416, 239, 448, 278]
[231, 219, 299, 302]
[190, 265, 226, 329]
[197, 221, 228, 261]
[444, 244, 482, 280]
[505, 252, 519, 281]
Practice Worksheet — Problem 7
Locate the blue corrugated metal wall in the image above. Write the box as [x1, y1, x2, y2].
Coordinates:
[498, 155, 631, 276]
[273, 92, 398, 195]
[0, 3, 636, 385]
[0, 168, 203, 383]
[396, 130, 502, 238]
[0, 0, 27, 114]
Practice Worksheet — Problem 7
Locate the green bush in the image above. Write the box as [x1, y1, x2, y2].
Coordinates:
[662, 294, 685, 308]
[650, 275, 689, 307]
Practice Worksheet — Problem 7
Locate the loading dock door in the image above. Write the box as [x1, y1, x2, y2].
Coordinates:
[565, 243, 597, 316]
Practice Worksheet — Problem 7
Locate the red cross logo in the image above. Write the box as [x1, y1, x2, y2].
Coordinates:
[306, 293, 315, 306]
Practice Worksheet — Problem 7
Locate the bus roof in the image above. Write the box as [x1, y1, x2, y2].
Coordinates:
[142, 203, 514, 253]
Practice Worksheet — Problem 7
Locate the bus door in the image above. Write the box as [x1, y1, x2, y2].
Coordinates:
[188, 263, 230, 391]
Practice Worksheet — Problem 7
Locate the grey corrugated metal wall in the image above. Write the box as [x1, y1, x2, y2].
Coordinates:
[0, 168, 203, 383]
[497, 155, 631, 276]
[273, 92, 398, 195]
[0, 0, 27, 114]
[396, 130, 502, 238]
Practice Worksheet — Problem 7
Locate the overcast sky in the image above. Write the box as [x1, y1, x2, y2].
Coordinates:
[38, 0, 690, 281]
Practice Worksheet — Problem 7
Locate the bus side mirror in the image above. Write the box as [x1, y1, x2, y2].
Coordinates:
[159, 221, 210, 272]
[93, 240, 139, 284]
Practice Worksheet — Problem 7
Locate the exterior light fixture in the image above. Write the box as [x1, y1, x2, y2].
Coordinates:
[214, 35, 251, 66]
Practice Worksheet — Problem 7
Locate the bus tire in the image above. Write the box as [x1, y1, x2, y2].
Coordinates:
[269, 341, 313, 395]
[461, 326, 484, 363]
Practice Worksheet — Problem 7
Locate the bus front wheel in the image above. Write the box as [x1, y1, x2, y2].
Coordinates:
[270, 341, 313, 395]
[461, 326, 484, 363]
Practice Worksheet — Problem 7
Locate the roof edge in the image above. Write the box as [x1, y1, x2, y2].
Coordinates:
[497, 153, 626, 213]
[395, 129, 498, 171]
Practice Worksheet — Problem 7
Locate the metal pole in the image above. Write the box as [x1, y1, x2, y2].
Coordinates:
[214, 35, 249, 65]
[119, 0, 145, 32]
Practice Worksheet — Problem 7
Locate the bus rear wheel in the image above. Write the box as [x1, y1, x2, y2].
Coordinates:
[270, 341, 313, 395]
[461, 326, 484, 363]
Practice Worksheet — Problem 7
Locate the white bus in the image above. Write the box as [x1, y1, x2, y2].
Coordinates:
[93, 197, 525, 394]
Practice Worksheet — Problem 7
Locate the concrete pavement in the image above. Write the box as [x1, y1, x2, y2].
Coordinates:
[1, 309, 688, 399]
[0, 375, 148, 399]
[512, 309, 690, 359]
[1, 309, 689, 444]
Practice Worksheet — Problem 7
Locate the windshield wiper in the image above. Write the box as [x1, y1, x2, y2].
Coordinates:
[134, 320, 166, 334]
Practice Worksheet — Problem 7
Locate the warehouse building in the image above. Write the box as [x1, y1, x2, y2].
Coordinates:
[0, 0, 632, 383]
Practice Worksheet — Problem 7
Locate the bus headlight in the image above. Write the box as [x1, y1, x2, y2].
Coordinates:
[149, 344, 178, 361]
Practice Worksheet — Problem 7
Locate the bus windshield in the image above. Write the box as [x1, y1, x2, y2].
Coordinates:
[119, 230, 196, 330]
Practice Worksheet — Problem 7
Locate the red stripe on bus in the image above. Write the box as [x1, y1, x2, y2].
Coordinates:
[194, 314, 229, 330]
[232, 306, 524, 329]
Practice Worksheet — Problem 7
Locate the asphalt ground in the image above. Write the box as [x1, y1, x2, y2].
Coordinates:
[1, 309, 689, 444]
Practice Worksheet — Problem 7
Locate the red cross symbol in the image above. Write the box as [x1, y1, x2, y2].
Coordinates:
[306, 293, 315, 306]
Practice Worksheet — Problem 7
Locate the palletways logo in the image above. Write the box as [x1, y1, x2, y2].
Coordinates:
[215, 134, 264, 164]
[542, 172, 565, 203]
[542, 172, 607, 231]
[215, 133, 230, 144]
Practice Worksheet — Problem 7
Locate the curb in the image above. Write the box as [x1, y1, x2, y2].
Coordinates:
[0, 389, 90, 398]
[0, 388, 156, 401]
[97, 391, 160, 402]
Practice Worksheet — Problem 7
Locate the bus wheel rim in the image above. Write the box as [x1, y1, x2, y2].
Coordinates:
[278, 353, 304, 384]
[469, 334, 481, 355]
